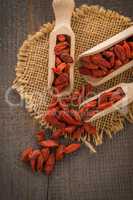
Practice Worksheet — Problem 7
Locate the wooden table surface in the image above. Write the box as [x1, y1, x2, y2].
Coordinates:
[0, 0, 133, 200]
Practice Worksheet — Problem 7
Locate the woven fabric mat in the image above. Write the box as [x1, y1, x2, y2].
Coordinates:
[13, 5, 133, 148]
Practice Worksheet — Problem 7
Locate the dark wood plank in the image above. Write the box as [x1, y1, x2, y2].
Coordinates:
[0, 1, 48, 200]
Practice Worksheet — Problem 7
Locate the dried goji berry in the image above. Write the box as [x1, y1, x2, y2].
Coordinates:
[58, 100, 69, 110]
[63, 126, 76, 134]
[83, 123, 96, 135]
[111, 94, 123, 103]
[29, 150, 41, 160]
[30, 159, 36, 172]
[123, 41, 131, 58]
[85, 83, 94, 97]
[41, 148, 50, 161]
[54, 41, 69, 56]
[40, 140, 58, 148]
[54, 73, 69, 86]
[64, 63, 71, 73]
[91, 54, 112, 69]
[114, 59, 122, 69]
[72, 128, 82, 140]
[52, 129, 63, 139]
[57, 34, 66, 42]
[54, 81, 69, 94]
[103, 51, 115, 67]
[84, 100, 97, 110]
[59, 111, 81, 126]
[48, 101, 58, 109]
[45, 153, 55, 176]
[98, 102, 112, 110]
[55, 56, 62, 65]
[64, 143, 81, 154]
[128, 42, 133, 51]
[60, 52, 73, 63]
[21, 147, 33, 162]
[98, 93, 109, 105]
[70, 109, 81, 122]
[114, 44, 126, 62]
[45, 112, 66, 128]
[37, 154, 44, 173]
[56, 144, 65, 161]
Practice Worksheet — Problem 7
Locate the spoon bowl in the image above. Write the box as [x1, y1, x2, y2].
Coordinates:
[80, 82, 133, 122]
[78, 26, 133, 86]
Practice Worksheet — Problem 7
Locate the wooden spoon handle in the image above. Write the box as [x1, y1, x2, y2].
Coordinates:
[53, 0, 75, 26]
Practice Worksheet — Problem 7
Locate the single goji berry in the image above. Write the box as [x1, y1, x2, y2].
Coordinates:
[37, 154, 44, 173]
[54, 73, 69, 86]
[83, 123, 96, 135]
[60, 52, 73, 63]
[40, 140, 58, 148]
[72, 128, 82, 140]
[123, 41, 131, 58]
[114, 44, 126, 62]
[30, 159, 36, 172]
[64, 143, 81, 154]
[63, 126, 76, 134]
[56, 144, 65, 161]
[55, 56, 62, 65]
[45, 153, 55, 176]
[41, 148, 50, 161]
[91, 69, 107, 78]
[21, 147, 33, 162]
[98, 102, 112, 110]
[52, 129, 63, 139]
[59, 111, 81, 126]
[57, 34, 66, 42]
[29, 150, 41, 160]
[91, 54, 112, 69]
[54, 41, 69, 56]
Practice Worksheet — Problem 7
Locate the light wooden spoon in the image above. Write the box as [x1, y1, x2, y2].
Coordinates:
[78, 26, 133, 86]
[80, 82, 133, 122]
[48, 0, 75, 97]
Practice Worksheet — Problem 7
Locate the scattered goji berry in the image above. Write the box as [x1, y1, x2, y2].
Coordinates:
[64, 144, 81, 154]
[40, 140, 58, 148]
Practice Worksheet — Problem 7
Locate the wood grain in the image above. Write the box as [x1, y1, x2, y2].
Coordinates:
[0, 0, 133, 200]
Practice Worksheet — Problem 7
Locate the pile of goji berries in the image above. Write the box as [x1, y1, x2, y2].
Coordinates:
[44, 83, 96, 141]
[79, 37, 133, 78]
[80, 87, 125, 121]
[21, 130, 81, 176]
[52, 34, 73, 94]
[21, 83, 96, 175]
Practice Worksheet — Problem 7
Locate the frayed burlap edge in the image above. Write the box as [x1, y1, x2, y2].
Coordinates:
[12, 5, 133, 152]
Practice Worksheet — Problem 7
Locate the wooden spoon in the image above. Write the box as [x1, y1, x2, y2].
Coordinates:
[48, 0, 75, 97]
[78, 26, 133, 86]
[80, 82, 133, 122]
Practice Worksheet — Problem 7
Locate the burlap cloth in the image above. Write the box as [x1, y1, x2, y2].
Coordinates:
[12, 5, 133, 150]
